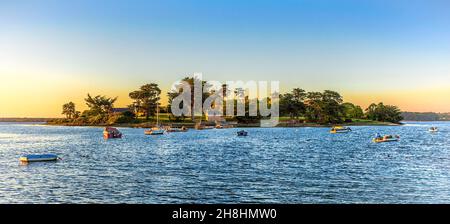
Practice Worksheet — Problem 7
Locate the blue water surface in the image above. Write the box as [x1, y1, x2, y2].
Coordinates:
[0, 122, 449, 203]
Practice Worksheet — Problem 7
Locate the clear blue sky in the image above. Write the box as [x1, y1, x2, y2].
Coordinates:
[1, 0, 450, 116]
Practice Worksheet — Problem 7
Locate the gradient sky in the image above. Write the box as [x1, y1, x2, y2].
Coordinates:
[1, 0, 450, 117]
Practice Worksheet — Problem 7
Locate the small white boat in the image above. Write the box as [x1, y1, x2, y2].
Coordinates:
[20, 154, 58, 163]
[429, 127, 438, 132]
[144, 127, 165, 135]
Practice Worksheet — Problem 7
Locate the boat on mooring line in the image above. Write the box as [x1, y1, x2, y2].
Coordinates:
[237, 130, 248, 136]
[165, 126, 188, 133]
[103, 127, 122, 139]
[373, 134, 400, 143]
[330, 126, 352, 134]
[145, 126, 165, 135]
[144, 104, 165, 135]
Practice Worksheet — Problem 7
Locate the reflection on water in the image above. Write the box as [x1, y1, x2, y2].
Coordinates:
[0, 122, 450, 203]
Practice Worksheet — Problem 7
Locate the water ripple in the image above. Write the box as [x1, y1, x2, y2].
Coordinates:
[0, 122, 450, 203]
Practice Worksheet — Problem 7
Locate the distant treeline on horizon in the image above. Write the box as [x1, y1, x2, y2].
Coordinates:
[2, 113, 449, 123]
[0, 118, 54, 122]
[401, 112, 450, 121]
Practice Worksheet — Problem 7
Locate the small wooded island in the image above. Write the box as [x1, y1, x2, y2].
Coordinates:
[48, 77, 403, 128]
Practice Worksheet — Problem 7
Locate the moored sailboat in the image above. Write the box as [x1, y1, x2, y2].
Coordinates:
[144, 104, 165, 135]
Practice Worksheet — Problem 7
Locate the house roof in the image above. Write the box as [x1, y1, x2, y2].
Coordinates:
[112, 108, 131, 113]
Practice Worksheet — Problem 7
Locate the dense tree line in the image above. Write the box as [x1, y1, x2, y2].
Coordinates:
[280, 89, 402, 124]
[167, 77, 212, 121]
[365, 103, 403, 123]
[78, 94, 118, 124]
[129, 83, 161, 120]
[62, 102, 79, 119]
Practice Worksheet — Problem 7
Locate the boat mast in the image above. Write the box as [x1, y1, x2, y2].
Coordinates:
[156, 103, 159, 127]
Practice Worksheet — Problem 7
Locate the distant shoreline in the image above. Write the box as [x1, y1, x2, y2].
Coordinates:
[5, 118, 444, 128]
[41, 120, 402, 128]
[0, 118, 54, 122]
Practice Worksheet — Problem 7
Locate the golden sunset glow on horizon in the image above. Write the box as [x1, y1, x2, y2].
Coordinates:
[1, 0, 450, 118]
[1, 74, 450, 118]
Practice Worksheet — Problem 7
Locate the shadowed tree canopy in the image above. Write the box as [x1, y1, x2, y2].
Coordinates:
[167, 76, 212, 121]
[342, 102, 364, 120]
[129, 83, 161, 120]
[280, 88, 307, 119]
[84, 94, 118, 116]
[281, 89, 341, 123]
[365, 103, 403, 123]
[62, 102, 78, 119]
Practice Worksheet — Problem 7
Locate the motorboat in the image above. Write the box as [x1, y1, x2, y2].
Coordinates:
[373, 135, 400, 143]
[103, 127, 122, 139]
[165, 126, 188, 133]
[145, 127, 165, 135]
[330, 126, 352, 134]
[215, 123, 234, 129]
[237, 130, 248, 136]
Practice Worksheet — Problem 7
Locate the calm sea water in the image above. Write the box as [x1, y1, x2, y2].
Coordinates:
[0, 122, 449, 204]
